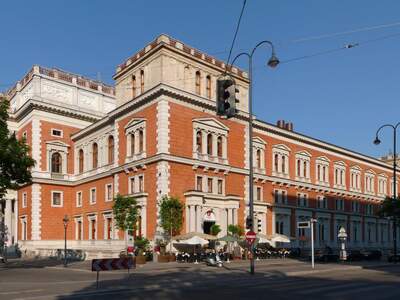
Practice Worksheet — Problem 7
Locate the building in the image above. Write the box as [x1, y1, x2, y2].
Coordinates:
[4, 34, 400, 258]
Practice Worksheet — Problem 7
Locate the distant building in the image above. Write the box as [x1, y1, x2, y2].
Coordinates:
[4, 34, 399, 258]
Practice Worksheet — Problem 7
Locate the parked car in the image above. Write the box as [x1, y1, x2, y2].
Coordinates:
[388, 254, 400, 263]
[347, 250, 364, 261]
[362, 250, 382, 261]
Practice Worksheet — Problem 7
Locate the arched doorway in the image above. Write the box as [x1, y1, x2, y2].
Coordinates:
[203, 210, 216, 234]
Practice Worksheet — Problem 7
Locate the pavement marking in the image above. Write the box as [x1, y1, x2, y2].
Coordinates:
[0, 289, 43, 295]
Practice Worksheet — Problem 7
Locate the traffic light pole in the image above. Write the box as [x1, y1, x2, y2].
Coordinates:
[230, 41, 279, 275]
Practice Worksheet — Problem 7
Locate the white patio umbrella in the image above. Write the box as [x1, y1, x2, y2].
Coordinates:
[257, 233, 272, 245]
[269, 233, 291, 243]
[179, 236, 209, 264]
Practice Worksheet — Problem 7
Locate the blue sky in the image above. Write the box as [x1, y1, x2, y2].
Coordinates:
[1, 0, 400, 158]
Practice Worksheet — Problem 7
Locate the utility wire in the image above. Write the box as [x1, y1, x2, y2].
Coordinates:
[225, 0, 247, 72]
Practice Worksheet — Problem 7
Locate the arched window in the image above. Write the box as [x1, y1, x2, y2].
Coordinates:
[297, 160, 301, 176]
[207, 133, 212, 155]
[78, 149, 84, 173]
[138, 129, 144, 153]
[51, 152, 62, 173]
[274, 154, 279, 171]
[303, 161, 307, 177]
[108, 136, 114, 164]
[206, 75, 211, 99]
[130, 133, 135, 156]
[140, 70, 144, 93]
[195, 71, 201, 95]
[281, 155, 286, 173]
[217, 136, 223, 157]
[256, 149, 261, 168]
[132, 75, 136, 98]
[196, 130, 202, 153]
[92, 143, 98, 169]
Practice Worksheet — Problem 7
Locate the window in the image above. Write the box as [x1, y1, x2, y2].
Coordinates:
[130, 133, 135, 156]
[195, 71, 201, 95]
[274, 154, 279, 171]
[206, 75, 211, 98]
[276, 221, 284, 234]
[51, 191, 63, 207]
[21, 217, 27, 240]
[108, 136, 114, 164]
[105, 216, 113, 240]
[274, 190, 287, 205]
[218, 179, 223, 195]
[76, 219, 83, 240]
[352, 201, 360, 213]
[365, 204, 374, 215]
[140, 70, 144, 93]
[105, 184, 113, 202]
[297, 193, 308, 207]
[256, 187, 262, 201]
[335, 198, 344, 211]
[138, 175, 144, 193]
[51, 152, 62, 173]
[207, 133, 212, 155]
[319, 224, 325, 241]
[22, 192, 27, 208]
[78, 149, 84, 173]
[92, 143, 98, 169]
[317, 195, 327, 209]
[129, 177, 135, 194]
[90, 188, 96, 205]
[138, 129, 144, 153]
[207, 178, 213, 193]
[256, 150, 262, 169]
[22, 131, 27, 140]
[90, 218, 97, 240]
[196, 176, 203, 191]
[196, 131, 202, 153]
[281, 156, 286, 174]
[217, 136, 223, 157]
[132, 75, 136, 98]
[51, 129, 63, 137]
[76, 191, 82, 207]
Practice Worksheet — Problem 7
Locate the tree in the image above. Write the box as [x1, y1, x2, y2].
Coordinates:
[378, 196, 400, 221]
[0, 97, 35, 199]
[228, 224, 244, 238]
[210, 224, 221, 236]
[112, 194, 139, 238]
[159, 195, 184, 252]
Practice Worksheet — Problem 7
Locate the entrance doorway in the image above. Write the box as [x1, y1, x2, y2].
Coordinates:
[203, 221, 215, 234]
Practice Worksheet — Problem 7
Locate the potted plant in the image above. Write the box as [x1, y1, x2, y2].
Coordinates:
[134, 236, 149, 264]
[158, 195, 184, 262]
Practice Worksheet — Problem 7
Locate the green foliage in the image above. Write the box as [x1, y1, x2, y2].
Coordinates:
[378, 196, 400, 221]
[228, 224, 244, 237]
[159, 195, 184, 237]
[0, 97, 35, 199]
[210, 224, 221, 236]
[112, 194, 139, 233]
[134, 236, 150, 255]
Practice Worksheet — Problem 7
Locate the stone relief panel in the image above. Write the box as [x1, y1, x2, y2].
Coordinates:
[20, 83, 35, 105]
[42, 82, 73, 104]
[103, 101, 115, 113]
[78, 91, 98, 110]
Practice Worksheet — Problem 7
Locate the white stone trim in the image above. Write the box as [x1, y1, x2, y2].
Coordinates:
[31, 184, 41, 240]
[156, 99, 170, 154]
[51, 190, 64, 207]
[155, 161, 170, 236]
[31, 119, 42, 171]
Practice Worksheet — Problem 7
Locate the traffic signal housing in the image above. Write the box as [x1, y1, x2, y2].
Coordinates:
[246, 216, 253, 230]
[216, 78, 239, 118]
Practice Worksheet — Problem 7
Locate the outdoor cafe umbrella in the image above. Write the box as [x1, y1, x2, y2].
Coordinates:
[268, 233, 291, 243]
[178, 236, 209, 264]
[173, 232, 217, 241]
[217, 235, 239, 262]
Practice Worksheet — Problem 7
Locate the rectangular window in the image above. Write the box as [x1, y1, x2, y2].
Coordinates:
[336, 199, 344, 211]
[22, 192, 27, 208]
[76, 219, 83, 240]
[90, 219, 96, 240]
[51, 129, 63, 137]
[217, 179, 223, 195]
[90, 188, 96, 205]
[317, 196, 327, 209]
[105, 217, 112, 240]
[76, 191, 82, 207]
[282, 191, 287, 204]
[138, 175, 144, 192]
[129, 177, 135, 194]
[196, 176, 203, 191]
[207, 178, 213, 193]
[256, 187, 262, 201]
[51, 191, 63, 207]
[105, 184, 113, 202]
[297, 193, 308, 207]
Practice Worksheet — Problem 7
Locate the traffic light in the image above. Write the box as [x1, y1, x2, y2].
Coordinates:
[216, 78, 239, 118]
[246, 216, 253, 230]
[257, 219, 262, 233]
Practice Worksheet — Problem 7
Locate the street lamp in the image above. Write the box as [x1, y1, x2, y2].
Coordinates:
[63, 215, 69, 267]
[230, 40, 279, 275]
[374, 122, 400, 258]
[338, 226, 348, 261]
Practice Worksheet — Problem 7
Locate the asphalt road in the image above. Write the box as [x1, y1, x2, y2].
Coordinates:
[1, 259, 400, 300]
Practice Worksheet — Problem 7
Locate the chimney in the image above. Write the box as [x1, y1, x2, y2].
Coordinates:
[276, 120, 294, 131]
[285, 122, 294, 131]
[277, 120, 285, 129]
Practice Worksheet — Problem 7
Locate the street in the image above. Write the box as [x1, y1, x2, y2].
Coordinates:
[1, 259, 400, 300]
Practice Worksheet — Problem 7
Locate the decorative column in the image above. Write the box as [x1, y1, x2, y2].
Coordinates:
[141, 205, 147, 238]
[201, 131, 207, 156]
[189, 205, 195, 232]
[196, 206, 202, 232]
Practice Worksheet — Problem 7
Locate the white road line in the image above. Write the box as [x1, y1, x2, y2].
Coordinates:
[0, 289, 43, 295]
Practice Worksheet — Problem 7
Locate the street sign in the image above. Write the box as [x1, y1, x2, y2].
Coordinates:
[245, 231, 257, 245]
[91, 257, 135, 272]
[297, 221, 310, 228]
